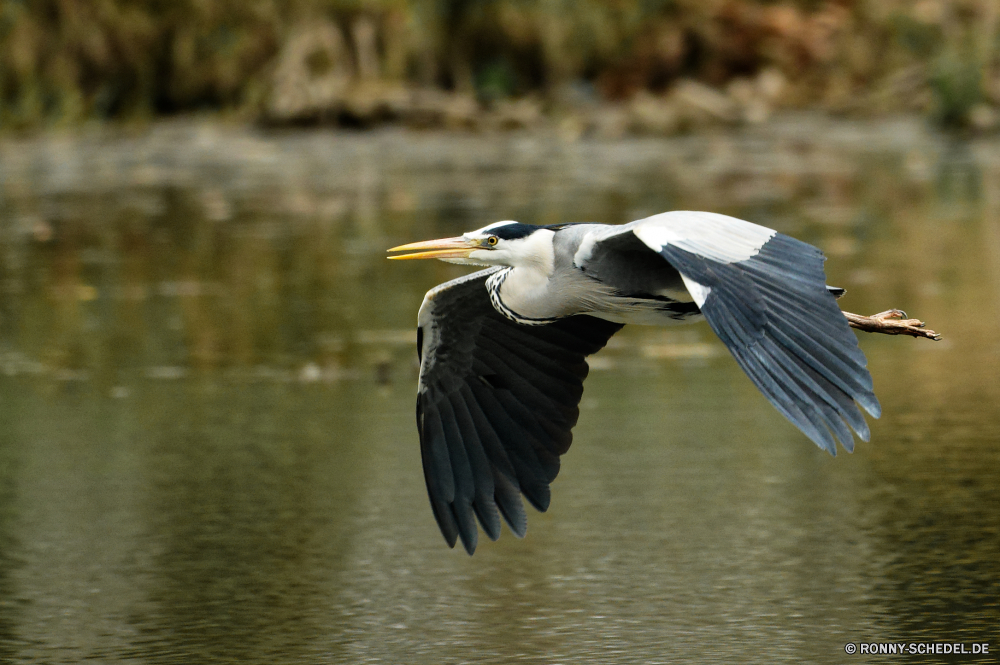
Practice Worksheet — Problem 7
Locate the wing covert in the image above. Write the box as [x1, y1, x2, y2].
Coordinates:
[416, 268, 622, 554]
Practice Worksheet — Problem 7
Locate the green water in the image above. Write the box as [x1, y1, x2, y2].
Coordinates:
[0, 120, 997, 663]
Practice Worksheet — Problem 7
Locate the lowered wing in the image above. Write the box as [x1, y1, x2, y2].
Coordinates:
[416, 268, 622, 554]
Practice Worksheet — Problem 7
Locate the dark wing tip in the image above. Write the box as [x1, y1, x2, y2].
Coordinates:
[456, 506, 478, 555]
[861, 395, 882, 419]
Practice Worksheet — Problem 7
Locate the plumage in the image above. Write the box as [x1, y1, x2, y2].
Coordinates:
[390, 210, 880, 553]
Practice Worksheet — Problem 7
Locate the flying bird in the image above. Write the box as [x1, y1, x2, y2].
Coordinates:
[388, 211, 880, 555]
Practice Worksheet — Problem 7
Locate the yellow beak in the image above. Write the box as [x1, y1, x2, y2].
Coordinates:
[387, 236, 482, 260]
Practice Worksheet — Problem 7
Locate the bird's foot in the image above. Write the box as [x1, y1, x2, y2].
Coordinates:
[842, 309, 942, 340]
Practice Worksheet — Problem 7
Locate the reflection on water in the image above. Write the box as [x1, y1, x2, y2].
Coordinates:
[0, 119, 998, 663]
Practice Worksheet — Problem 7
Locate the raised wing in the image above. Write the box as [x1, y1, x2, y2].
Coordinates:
[416, 268, 622, 554]
[631, 211, 880, 454]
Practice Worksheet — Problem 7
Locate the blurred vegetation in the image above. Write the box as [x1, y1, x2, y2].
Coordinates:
[2, 1, 1000, 131]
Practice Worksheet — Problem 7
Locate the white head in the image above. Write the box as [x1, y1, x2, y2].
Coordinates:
[388, 221, 555, 270]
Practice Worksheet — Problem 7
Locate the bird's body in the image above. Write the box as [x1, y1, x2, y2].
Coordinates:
[484, 221, 703, 327]
[389, 211, 880, 555]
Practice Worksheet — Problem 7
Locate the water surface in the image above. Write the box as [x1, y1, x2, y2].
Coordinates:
[0, 119, 997, 663]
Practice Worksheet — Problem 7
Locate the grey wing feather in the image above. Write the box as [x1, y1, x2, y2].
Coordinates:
[416, 269, 622, 554]
[627, 214, 879, 454]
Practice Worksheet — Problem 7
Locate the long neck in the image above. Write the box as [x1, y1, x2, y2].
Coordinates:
[486, 230, 560, 324]
[487, 266, 558, 324]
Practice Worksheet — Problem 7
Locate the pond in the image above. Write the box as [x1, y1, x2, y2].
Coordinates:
[0, 118, 997, 663]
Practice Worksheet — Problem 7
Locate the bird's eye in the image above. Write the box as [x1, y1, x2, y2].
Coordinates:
[487, 236, 498, 246]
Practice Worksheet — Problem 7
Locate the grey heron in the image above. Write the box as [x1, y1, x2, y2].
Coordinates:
[389, 211, 880, 555]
